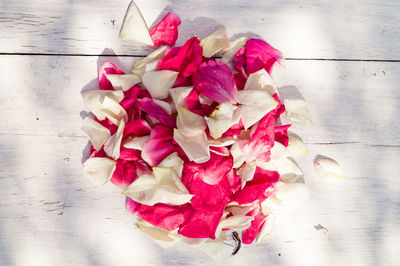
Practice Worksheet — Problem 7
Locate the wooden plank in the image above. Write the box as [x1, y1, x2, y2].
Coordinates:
[0, 55, 398, 146]
[0, 0, 399, 59]
[0, 133, 399, 265]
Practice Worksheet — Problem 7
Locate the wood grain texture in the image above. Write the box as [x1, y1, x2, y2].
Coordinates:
[0, 55, 399, 265]
[0, 0, 399, 59]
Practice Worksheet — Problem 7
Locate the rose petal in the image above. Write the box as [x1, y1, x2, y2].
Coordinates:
[242, 213, 267, 244]
[98, 62, 125, 91]
[100, 96, 128, 125]
[173, 129, 210, 163]
[119, 1, 153, 45]
[178, 207, 224, 239]
[244, 38, 283, 75]
[244, 68, 277, 96]
[284, 98, 313, 125]
[176, 105, 206, 137]
[157, 37, 203, 78]
[287, 135, 308, 156]
[81, 117, 111, 151]
[126, 198, 184, 231]
[200, 27, 229, 58]
[142, 128, 175, 167]
[81, 90, 124, 120]
[142, 70, 179, 99]
[237, 89, 278, 129]
[111, 159, 138, 187]
[215, 215, 254, 237]
[133, 46, 168, 76]
[205, 102, 235, 139]
[123, 135, 150, 150]
[83, 157, 116, 185]
[105, 73, 141, 91]
[209, 146, 229, 156]
[225, 202, 257, 216]
[237, 161, 257, 188]
[274, 124, 291, 147]
[123, 119, 151, 138]
[256, 213, 275, 244]
[137, 220, 177, 248]
[314, 157, 345, 180]
[149, 12, 181, 47]
[104, 120, 125, 160]
[169, 86, 193, 110]
[221, 37, 249, 69]
[139, 98, 175, 127]
[193, 61, 238, 104]
[208, 136, 236, 147]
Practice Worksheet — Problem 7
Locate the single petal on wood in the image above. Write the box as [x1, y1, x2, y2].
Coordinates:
[119, 1, 154, 45]
[83, 157, 116, 185]
[105, 73, 141, 91]
[104, 120, 125, 160]
[244, 68, 277, 96]
[284, 98, 313, 125]
[200, 27, 229, 58]
[81, 117, 111, 151]
[142, 70, 179, 99]
[314, 157, 346, 180]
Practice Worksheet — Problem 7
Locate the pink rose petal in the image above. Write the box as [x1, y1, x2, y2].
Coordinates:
[141, 125, 175, 167]
[119, 148, 141, 161]
[193, 61, 238, 104]
[274, 124, 291, 147]
[233, 167, 279, 204]
[242, 213, 267, 244]
[126, 198, 184, 231]
[111, 159, 138, 187]
[244, 39, 283, 75]
[123, 119, 151, 138]
[149, 12, 181, 47]
[138, 98, 176, 127]
[157, 37, 203, 78]
[98, 62, 125, 91]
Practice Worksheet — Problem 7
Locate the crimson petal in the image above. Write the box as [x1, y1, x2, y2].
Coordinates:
[150, 12, 181, 47]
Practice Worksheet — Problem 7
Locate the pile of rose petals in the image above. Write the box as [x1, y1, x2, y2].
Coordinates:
[81, 1, 344, 257]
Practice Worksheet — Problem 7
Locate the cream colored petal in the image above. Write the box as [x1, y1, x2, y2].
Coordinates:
[256, 214, 275, 244]
[208, 136, 236, 147]
[122, 135, 150, 150]
[100, 96, 128, 125]
[274, 182, 308, 204]
[220, 37, 249, 68]
[216, 215, 254, 236]
[200, 27, 229, 58]
[125, 186, 193, 206]
[230, 142, 246, 168]
[169, 232, 207, 246]
[287, 135, 308, 156]
[314, 157, 345, 180]
[284, 98, 313, 125]
[81, 90, 124, 120]
[225, 203, 256, 216]
[261, 196, 283, 214]
[275, 157, 303, 183]
[158, 152, 184, 177]
[198, 233, 226, 258]
[81, 117, 111, 151]
[144, 59, 159, 72]
[205, 102, 235, 139]
[237, 161, 257, 188]
[174, 129, 210, 163]
[103, 120, 125, 160]
[169, 86, 193, 111]
[119, 1, 153, 45]
[238, 90, 278, 129]
[142, 70, 179, 100]
[105, 73, 141, 91]
[132, 46, 168, 76]
[137, 220, 176, 248]
[244, 69, 277, 96]
[83, 157, 116, 185]
[176, 105, 206, 136]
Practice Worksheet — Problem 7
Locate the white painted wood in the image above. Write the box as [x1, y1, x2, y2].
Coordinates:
[0, 0, 399, 59]
[0, 55, 399, 265]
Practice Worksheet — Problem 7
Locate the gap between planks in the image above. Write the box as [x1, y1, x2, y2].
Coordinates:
[0, 52, 399, 62]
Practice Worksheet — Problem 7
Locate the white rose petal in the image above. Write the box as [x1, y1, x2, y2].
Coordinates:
[200, 27, 229, 58]
[81, 90, 124, 120]
[132, 46, 168, 76]
[237, 161, 257, 188]
[176, 105, 206, 137]
[103, 120, 125, 160]
[220, 37, 249, 68]
[100, 96, 128, 125]
[169, 86, 193, 111]
[174, 129, 210, 163]
[215, 215, 254, 237]
[83, 157, 116, 186]
[142, 70, 179, 100]
[119, 1, 153, 46]
[256, 214, 276, 244]
[284, 98, 313, 125]
[123, 135, 150, 150]
[81, 117, 111, 151]
[314, 157, 345, 180]
[287, 135, 308, 156]
[244, 69, 277, 96]
[137, 220, 176, 248]
[208, 136, 236, 147]
[205, 102, 235, 139]
[105, 73, 141, 91]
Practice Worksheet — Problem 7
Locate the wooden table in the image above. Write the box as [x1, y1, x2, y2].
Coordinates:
[1, 0, 399, 265]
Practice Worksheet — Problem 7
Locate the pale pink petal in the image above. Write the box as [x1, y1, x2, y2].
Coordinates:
[83, 157, 116, 185]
